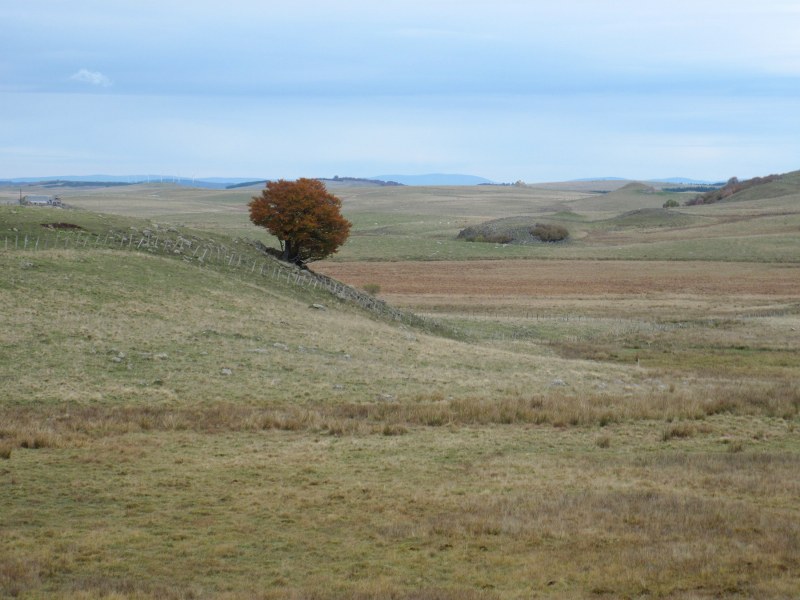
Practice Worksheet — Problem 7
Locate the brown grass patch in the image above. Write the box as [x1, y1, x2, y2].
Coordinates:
[0, 379, 797, 445]
[315, 260, 800, 298]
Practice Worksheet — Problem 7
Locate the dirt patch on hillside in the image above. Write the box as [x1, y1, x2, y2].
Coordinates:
[41, 223, 84, 230]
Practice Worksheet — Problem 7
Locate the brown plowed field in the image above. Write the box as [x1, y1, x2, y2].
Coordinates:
[315, 260, 800, 320]
[315, 260, 800, 298]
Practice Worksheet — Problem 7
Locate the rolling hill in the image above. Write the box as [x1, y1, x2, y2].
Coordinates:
[371, 173, 495, 186]
[1, 190, 799, 598]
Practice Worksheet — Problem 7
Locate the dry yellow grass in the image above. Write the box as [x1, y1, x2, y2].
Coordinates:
[2, 194, 799, 598]
[2, 422, 798, 598]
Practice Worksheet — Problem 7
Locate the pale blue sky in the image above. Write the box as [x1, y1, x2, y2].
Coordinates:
[2, 1, 799, 182]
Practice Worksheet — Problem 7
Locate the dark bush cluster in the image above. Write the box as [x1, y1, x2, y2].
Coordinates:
[456, 227, 513, 244]
[457, 219, 570, 244]
[530, 223, 569, 242]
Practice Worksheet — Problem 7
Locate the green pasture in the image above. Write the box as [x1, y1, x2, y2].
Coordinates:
[1, 179, 799, 597]
[8, 177, 797, 263]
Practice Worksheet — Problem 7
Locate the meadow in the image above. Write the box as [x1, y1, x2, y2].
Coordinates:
[1, 177, 799, 598]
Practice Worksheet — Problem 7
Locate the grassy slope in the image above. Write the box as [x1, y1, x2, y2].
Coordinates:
[18, 179, 799, 263]
[690, 170, 800, 205]
[2, 197, 800, 598]
[331, 180, 800, 262]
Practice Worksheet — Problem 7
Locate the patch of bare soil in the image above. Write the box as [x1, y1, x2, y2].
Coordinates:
[317, 260, 800, 321]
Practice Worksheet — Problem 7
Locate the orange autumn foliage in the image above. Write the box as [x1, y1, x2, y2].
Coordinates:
[249, 178, 351, 264]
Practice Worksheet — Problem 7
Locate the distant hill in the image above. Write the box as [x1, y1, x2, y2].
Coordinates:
[3, 175, 264, 190]
[534, 177, 720, 193]
[6, 173, 494, 189]
[318, 176, 404, 188]
[370, 173, 495, 186]
[685, 170, 800, 205]
[564, 181, 672, 212]
[651, 177, 720, 185]
[569, 177, 628, 182]
[533, 179, 635, 193]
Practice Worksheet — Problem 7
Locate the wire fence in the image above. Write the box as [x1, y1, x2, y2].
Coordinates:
[1, 228, 451, 334]
[8, 228, 789, 344]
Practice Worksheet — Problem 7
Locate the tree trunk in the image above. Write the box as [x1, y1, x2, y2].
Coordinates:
[281, 239, 302, 265]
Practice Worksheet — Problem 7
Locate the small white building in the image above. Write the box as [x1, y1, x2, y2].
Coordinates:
[21, 195, 62, 207]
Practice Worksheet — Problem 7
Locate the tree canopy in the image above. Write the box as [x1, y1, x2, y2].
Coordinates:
[249, 178, 351, 265]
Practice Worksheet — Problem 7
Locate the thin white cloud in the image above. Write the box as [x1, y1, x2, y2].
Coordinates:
[70, 68, 112, 87]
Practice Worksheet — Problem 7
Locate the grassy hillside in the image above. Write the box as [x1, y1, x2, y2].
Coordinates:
[722, 169, 800, 203]
[561, 182, 673, 213]
[8, 179, 799, 263]
[2, 198, 799, 597]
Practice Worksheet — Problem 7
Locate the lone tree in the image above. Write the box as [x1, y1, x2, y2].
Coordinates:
[249, 178, 351, 265]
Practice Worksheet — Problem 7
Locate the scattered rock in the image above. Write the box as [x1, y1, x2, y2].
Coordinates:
[250, 348, 268, 354]
[332, 384, 344, 390]
[111, 356, 123, 363]
[550, 379, 567, 387]
[154, 353, 168, 360]
[377, 393, 396, 402]
[221, 368, 233, 376]
[273, 342, 289, 351]
[310, 303, 327, 310]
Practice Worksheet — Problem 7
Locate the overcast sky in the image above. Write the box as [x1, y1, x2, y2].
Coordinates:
[2, 1, 799, 182]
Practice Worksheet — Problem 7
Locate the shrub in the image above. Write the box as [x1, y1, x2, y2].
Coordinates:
[362, 283, 381, 296]
[662, 199, 680, 208]
[456, 227, 513, 244]
[530, 223, 569, 242]
[661, 423, 696, 441]
[483, 233, 513, 244]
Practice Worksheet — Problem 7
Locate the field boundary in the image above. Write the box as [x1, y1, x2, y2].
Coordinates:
[0, 229, 453, 334]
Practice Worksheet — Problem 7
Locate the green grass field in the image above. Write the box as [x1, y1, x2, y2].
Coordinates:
[1, 179, 799, 598]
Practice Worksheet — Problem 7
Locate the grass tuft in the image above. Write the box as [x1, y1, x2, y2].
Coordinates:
[661, 423, 696, 441]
